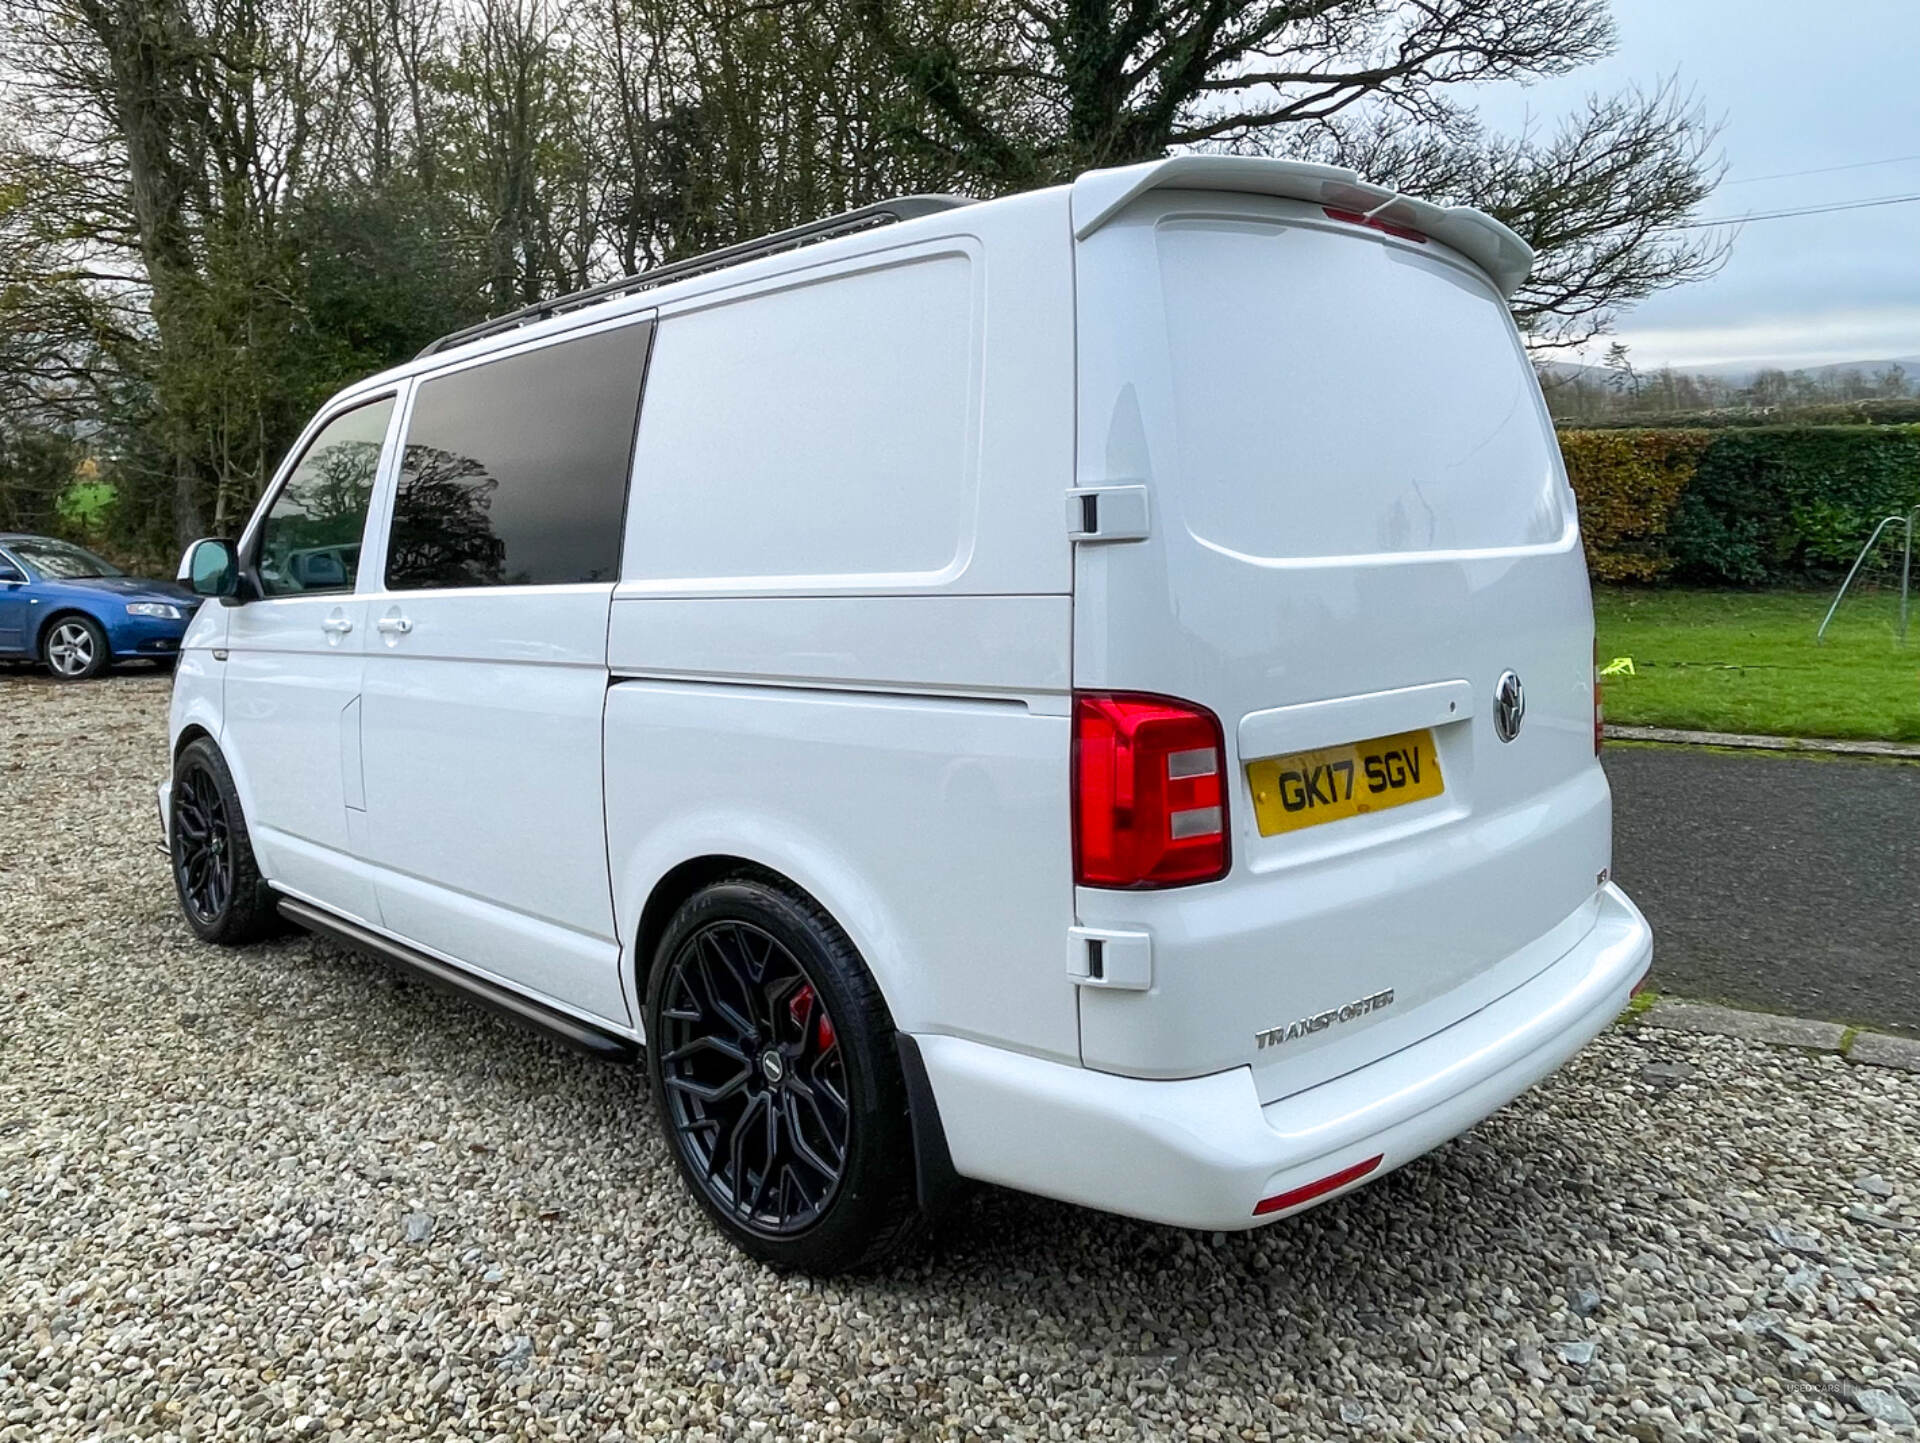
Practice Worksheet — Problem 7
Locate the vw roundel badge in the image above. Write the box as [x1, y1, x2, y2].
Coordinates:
[1494, 670, 1526, 743]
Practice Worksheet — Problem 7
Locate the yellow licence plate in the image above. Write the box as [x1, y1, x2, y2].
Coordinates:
[1246, 729, 1444, 837]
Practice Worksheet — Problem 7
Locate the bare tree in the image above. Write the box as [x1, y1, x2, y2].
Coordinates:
[23, 0, 220, 541]
[853, 0, 1613, 181]
[855, 0, 1723, 348]
[1306, 80, 1726, 347]
[0, 0, 1737, 562]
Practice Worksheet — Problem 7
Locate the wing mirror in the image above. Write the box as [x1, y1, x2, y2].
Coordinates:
[0, 562, 24, 586]
[180, 538, 242, 601]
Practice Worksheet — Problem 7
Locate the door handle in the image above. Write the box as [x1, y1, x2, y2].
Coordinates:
[321, 615, 353, 635]
[376, 615, 413, 635]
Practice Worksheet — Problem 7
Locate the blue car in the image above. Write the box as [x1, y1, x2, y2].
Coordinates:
[0, 532, 201, 680]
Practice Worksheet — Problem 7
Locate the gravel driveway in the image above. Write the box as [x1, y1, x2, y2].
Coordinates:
[3, 677, 1918, 1442]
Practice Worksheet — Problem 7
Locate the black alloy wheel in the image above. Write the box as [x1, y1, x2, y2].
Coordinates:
[645, 875, 928, 1271]
[173, 763, 234, 926]
[169, 737, 280, 945]
[657, 919, 850, 1233]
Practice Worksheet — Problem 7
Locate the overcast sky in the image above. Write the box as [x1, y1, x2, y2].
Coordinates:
[1464, 0, 1920, 373]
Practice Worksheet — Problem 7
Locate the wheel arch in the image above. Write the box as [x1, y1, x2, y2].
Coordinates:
[631, 853, 760, 1008]
[629, 851, 905, 1021]
[616, 819, 924, 1035]
[168, 721, 271, 892]
[628, 848, 959, 1220]
[33, 605, 110, 659]
[173, 722, 217, 763]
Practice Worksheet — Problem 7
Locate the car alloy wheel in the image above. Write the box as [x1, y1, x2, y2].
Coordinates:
[172, 763, 235, 926]
[45, 620, 99, 678]
[655, 920, 850, 1236]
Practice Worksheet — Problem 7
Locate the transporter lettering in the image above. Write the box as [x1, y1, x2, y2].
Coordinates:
[1255, 988, 1397, 1050]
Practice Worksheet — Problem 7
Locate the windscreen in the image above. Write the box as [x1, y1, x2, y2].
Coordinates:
[1155, 214, 1566, 560]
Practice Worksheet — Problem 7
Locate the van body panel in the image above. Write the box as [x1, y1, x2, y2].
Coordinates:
[354, 584, 626, 1019]
[1237, 680, 1475, 760]
[603, 679, 1079, 1062]
[601, 190, 1081, 1064]
[1077, 765, 1610, 1097]
[620, 193, 1075, 600]
[1072, 189, 1607, 1098]
[607, 594, 1070, 697]
[218, 392, 408, 926]
[624, 249, 982, 592]
[920, 884, 1648, 1231]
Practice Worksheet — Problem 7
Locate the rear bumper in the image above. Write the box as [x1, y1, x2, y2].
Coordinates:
[916, 882, 1651, 1231]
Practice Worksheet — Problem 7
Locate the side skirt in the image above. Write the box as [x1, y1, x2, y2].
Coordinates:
[276, 895, 639, 1062]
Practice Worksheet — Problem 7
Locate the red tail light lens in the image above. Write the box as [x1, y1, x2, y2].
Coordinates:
[1322, 206, 1429, 245]
[1073, 692, 1229, 888]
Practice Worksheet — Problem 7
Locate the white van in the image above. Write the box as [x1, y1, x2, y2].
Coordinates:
[161, 156, 1652, 1272]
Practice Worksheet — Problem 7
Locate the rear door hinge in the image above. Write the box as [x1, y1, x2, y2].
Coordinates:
[1068, 925, 1151, 990]
[1067, 485, 1150, 543]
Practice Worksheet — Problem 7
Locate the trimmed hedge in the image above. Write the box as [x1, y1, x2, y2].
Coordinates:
[1560, 425, 1920, 585]
[1558, 430, 1711, 581]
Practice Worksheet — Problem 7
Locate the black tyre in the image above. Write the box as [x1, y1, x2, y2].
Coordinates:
[645, 874, 927, 1272]
[42, 614, 109, 680]
[170, 737, 280, 945]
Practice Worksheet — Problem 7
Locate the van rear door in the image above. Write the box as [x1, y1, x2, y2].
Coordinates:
[1070, 183, 1610, 1102]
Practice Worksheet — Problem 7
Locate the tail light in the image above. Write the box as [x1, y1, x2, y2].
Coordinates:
[1253, 1154, 1383, 1217]
[1594, 643, 1605, 756]
[1322, 206, 1429, 245]
[1073, 692, 1229, 888]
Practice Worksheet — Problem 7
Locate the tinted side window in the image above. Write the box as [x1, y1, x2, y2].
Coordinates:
[257, 397, 395, 597]
[387, 323, 651, 590]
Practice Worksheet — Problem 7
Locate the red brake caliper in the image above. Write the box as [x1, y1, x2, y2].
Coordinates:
[788, 984, 836, 1052]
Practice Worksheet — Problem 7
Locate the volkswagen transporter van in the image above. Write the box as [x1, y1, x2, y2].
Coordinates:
[160, 156, 1653, 1272]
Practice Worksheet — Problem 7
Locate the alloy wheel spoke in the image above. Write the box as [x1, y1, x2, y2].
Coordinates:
[663, 1065, 751, 1105]
[696, 1121, 730, 1181]
[740, 1093, 782, 1218]
[691, 937, 756, 1043]
[727, 1091, 770, 1205]
[780, 1091, 842, 1181]
[722, 924, 779, 1035]
[805, 1055, 850, 1125]
[784, 1080, 845, 1163]
[661, 1034, 748, 1068]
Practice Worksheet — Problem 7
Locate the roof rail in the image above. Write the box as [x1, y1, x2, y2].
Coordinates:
[416, 194, 973, 359]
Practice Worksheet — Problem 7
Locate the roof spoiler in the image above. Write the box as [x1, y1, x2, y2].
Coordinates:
[1069, 157, 1533, 298]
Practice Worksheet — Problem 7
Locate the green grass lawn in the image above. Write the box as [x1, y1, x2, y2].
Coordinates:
[1593, 586, 1920, 742]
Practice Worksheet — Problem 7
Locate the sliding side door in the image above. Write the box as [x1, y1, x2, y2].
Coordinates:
[356, 318, 653, 1024]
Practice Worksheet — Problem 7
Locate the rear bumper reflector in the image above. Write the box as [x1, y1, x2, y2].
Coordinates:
[1253, 1153, 1384, 1216]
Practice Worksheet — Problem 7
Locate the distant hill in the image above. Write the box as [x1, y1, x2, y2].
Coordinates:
[1685, 354, 1920, 385]
[1543, 354, 1920, 389]
[1555, 396, 1920, 430]
[1539, 349, 1919, 427]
